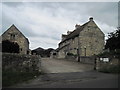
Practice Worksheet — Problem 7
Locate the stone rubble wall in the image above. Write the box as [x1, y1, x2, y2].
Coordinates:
[59, 56, 95, 64]
[96, 57, 119, 70]
[2, 53, 41, 72]
[80, 56, 94, 64]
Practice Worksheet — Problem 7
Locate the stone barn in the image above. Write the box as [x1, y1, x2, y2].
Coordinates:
[2, 24, 30, 54]
[57, 17, 105, 58]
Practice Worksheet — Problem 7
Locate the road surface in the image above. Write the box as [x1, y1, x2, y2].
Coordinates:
[41, 58, 94, 73]
[10, 58, 119, 88]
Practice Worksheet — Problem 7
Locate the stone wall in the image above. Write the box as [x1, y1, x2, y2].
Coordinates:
[79, 20, 104, 56]
[64, 56, 95, 64]
[80, 56, 94, 64]
[96, 57, 119, 70]
[2, 53, 41, 72]
[57, 18, 104, 58]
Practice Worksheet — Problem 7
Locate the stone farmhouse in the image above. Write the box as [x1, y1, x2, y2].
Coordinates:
[2, 24, 30, 54]
[52, 17, 105, 58]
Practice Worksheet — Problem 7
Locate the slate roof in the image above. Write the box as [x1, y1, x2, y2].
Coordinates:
[57, 44, 70, 51]
[59, 21, 90, 45]
[62, 34, 67, 37]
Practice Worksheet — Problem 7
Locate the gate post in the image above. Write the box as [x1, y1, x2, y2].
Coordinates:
[94, 55, 97, 70]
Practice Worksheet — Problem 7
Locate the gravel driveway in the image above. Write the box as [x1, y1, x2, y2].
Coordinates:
[41, 58, 94, 73]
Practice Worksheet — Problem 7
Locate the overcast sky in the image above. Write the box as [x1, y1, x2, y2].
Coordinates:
[1, 2, 118, 50]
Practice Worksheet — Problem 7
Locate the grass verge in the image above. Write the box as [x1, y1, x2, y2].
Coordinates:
[98, 65, 120, 74]
[2, 71, 41, 87]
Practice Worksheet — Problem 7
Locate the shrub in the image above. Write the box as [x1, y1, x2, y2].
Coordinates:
[2, 40, 19, 53]
[67, 53, 74, 56]
[97, 49, 120, 58]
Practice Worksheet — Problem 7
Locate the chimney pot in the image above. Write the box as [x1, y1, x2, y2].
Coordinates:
[89, 17, 93, 21]
[75, 24, 80, 29]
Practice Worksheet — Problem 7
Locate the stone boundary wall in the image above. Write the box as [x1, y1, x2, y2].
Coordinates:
[96, 57, 119, 70]
[80, 56, 94, 64]
[2, 53, 41, 72]
[66, 56, 94, 64]
[65, 56, 77, 61]
[56, 56, 95, 64]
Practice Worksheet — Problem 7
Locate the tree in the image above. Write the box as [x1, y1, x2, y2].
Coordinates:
[2, 40, 19, 53]
[105, 27, 120, 50]
[31, 47, 54, 57]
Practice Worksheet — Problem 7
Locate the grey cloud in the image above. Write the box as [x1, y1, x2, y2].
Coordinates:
[4, 2, 117, 27]
[2, 2, 23, 7]
[86, 2, 118, 27]
[1, 2, 118, 49]
[2, 13, 36, 37]
[45, 2, 117, 27]
[118, 2, 120, 26]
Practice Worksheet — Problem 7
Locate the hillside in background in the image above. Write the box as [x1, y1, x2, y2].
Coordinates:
[31, 47, 54, 57]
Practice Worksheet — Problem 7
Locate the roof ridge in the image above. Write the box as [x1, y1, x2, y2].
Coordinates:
[59, 21, 90, 44]
[2, 24, 29, 43]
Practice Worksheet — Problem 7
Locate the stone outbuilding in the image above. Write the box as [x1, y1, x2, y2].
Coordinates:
[2, 24, 30, 54]
[57, 17, 105, 58]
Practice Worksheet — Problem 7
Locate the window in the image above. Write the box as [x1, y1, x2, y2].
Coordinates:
[27, 51, 29, 54]
[95, 40, 98, 42]
[53, 53, 56, 55]
[10, 34, 16, 40]
[88, 26, 90, 30]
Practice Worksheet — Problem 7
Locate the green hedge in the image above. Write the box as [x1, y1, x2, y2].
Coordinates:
[67, 53, 77, 56]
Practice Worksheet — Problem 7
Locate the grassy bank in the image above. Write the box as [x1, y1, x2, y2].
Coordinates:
[2, 71, 41, 87]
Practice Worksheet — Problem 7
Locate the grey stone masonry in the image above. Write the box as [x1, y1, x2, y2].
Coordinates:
[57, 17, 105, 58]
[2, 24, 30, 54]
